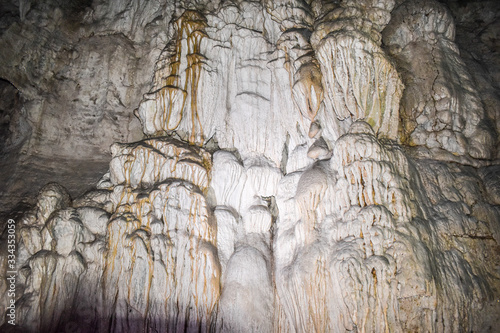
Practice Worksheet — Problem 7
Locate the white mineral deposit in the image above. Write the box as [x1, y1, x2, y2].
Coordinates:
[0, 0, 498, 332]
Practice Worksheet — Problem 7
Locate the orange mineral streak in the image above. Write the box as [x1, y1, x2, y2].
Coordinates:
[157, 11, 208, 146]
[293, 62, 324, 121]
[280, 42, 323, 123]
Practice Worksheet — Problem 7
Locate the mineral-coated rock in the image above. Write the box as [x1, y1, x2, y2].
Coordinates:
[0, 0, 499, 332]
[312, 0, 404, 141]
[383, 0, 496, 160]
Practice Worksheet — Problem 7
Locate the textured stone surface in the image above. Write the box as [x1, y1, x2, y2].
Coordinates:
[0, 0, 499, 332]
[440, 0, 500, 159]
[0, 0, 170, 217]
[383, 0, 496, 161]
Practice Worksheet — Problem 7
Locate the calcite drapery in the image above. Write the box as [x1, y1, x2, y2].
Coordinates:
[268, 0, 324, 123]
[312, 0, 404, 141]
[8, 138, 220, 332]
[138, 11, 208, 145]
[1, 0, 499, 332]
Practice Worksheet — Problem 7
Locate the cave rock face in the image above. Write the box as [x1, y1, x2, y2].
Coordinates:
[1, 0, 499, 332]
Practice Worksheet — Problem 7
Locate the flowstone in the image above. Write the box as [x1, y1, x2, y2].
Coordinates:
[0, 1, 499, 332]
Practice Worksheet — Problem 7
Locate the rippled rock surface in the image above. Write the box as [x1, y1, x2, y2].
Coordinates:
[0, 0, 499, 332]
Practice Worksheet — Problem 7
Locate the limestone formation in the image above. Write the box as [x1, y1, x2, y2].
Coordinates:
[383, 0, 496, 161]
[312, 0, 404, 141]
[0, 0, 499, 332]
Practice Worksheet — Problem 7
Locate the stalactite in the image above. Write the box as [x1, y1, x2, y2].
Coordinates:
[1, 1, 499, 332]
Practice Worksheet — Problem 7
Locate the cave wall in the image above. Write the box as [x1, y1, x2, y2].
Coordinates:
[0, 0, 499, 332]
[0, 0, 170, 216]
